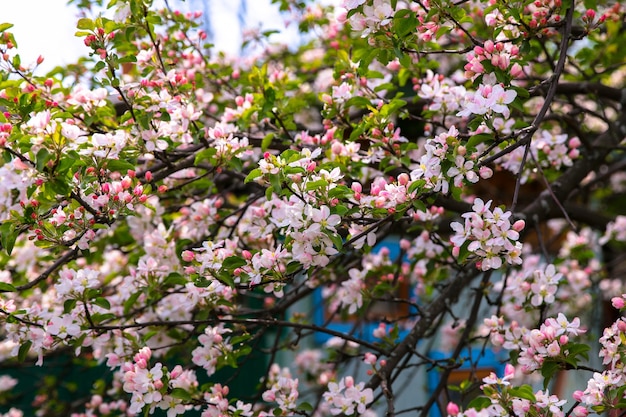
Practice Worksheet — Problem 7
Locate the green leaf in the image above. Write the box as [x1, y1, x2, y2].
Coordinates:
[261, 133, 274, 152]
[345, 96, 373, 109]
[76, 18, 94, 31]
[305, 179, 328, 191]
[244, 168, 262, 183]
[540, 361, 561, 389]
[106, 159, 135, 173]
[50, 178, 71, 196]
[394, 12, 418, 38]
[18, 340, 32, 362]
[64, 299, 77, 314]
[169, 387, 192, 401]
[0, 282, 15, 292]
[567, 343, 591, 360]
[0, 222, 17, 255]
[194, 148, 217, 165]
[123, 291, 141, 315]
[0, 23, 14, 32]
[217, 272, 235, 288]
[269, 173, 282, 194]
[583, 0, 597, 9]
[467, 396, 491, 410]
[509, 385, 537, 402]
[93, 297, 111, 310]
[222, 256, 247, 270]
[298, 402, 314, 412]
[466, 133, 493, 150]
[164, 273, 187, 286]
[327, 231, 344, 251]
[90, 313, 117, 323]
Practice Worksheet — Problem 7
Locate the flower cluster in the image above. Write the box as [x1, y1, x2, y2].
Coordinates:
[191, 324, 232, 377]
[322, 376, 374, 416]
[122, 347, 187, 416]
[450, 198, 525, 270]
[573, 311, 626, 412]
[464, 40, 522, 80]
[202, 384, 253, 417]
[457, 80, 518, 119]
[346, 0, 394, 38]
[600, 215, 626, 244]
[449, 364, 568, 417]
[500, 130, 581, 182]
[261, 364, 300, 415]
[486, 313, 585, 373]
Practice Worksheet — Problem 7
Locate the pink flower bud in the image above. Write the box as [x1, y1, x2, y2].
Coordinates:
[510, 63, 523, 78]
[504, 363, 515, 378]
[573, 406, 589, 417]
[364, 352, 377, 365]
[447, 402, 460, 416]
[479, 166, 493, 179]
[611, 296, 625, 309]
[386, 60, 400, 71]
[484, 40, 495, 54]
[568, 137, 581, 148]
[572, 390, 584, 401]
[121, 176, 132, 190]
[181, 250, 195, 262]
[262, 390, 276, 402]
[397, 173, 409, 186]
[91, 395, 103, 407]
[170, 365, 183, 379]
[513, 219, 525, 232]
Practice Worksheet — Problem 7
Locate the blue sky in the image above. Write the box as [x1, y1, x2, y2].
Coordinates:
[2, 0, 297, 74]
[4, 0, 85, 73]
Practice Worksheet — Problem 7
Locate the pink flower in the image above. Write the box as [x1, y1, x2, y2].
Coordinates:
[446, 402, 459, 416]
